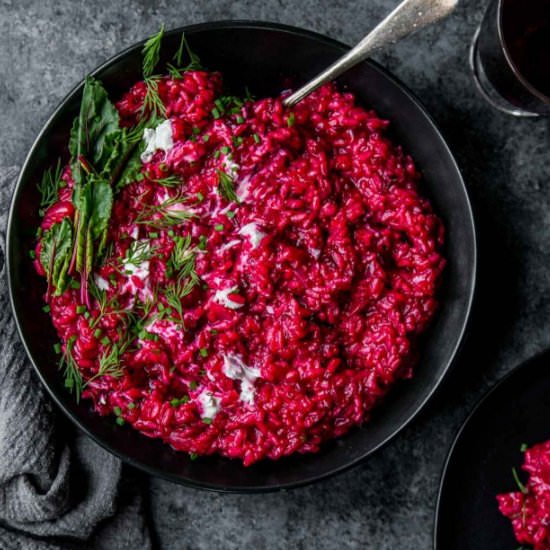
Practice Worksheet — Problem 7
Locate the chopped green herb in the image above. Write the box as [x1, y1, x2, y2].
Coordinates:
[127, 402, 136, 409]
[210, 329, 218, 335]
[76, 305, 86, 314]
[253, 133, 261, 144]
[232, 136, 243, 147]
[101, 336, 110, 346]
[189, 380, 198, 390]
[42, 305, 51, 313]
[202, 417, 212, 425]
[199, 348, 208, 357]
[53, 342, 62, 354]
[236, 115, 244, 124]
[113, 406, 122, 416]
[198, 235, 208, 250]
[220, 146, 231, 155]
[214, 150, 221, 159]
[520, 443, 528, 453]
[69, 279, 80, 289]
[287, 112, 296, 127]
[214, 223, 224, 231]
[189, 452, 198, 460]
[115, 417, 125, 426]
[93, 328, 102, 338]
[226, 210, 236, 219]
[29, 249, 36, 260]
[211, 107, 221, 119]
[196, 192, 204, 202]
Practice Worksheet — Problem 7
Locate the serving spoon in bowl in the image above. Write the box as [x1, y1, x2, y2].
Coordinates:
[283, 0, 459, 107]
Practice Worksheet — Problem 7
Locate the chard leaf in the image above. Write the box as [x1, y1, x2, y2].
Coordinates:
[89, 178, 113, 256]
[40, 218, 73, 296]
[70, 76, 121, 183]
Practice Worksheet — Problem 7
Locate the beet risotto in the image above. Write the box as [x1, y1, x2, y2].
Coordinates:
[497, 440, 550, 549]
[32, 29, 445, 465]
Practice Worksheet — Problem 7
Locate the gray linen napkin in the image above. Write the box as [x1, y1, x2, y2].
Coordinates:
[0, 167, 152, 549]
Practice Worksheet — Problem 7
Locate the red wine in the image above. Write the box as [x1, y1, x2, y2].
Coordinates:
[502, 0, 550, 98]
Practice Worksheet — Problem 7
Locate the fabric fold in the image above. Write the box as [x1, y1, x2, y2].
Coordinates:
[0, 167, 151, 549]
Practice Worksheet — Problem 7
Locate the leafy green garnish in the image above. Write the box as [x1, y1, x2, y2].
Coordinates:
[69, 76, 121, 184]
[37, 159, 63, 215]
[40, 218, 73, 298]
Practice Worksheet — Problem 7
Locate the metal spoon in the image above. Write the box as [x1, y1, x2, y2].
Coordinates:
[283, 0, 459, 107]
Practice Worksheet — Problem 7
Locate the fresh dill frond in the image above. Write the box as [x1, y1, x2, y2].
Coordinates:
[142, 24, 165, 78]
[37, 159, 64, 215]
[216, 169, 239, 203]
[151, 174, 182, 187]
[136, 195, 196, 229]
[142, 77, 167, 118]
[123, 239, 156, 267]
[59, 336, 83, 402]
[167, 32, 202, 78]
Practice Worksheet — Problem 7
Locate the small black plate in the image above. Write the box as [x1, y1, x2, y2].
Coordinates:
[435, 351, 550, 549]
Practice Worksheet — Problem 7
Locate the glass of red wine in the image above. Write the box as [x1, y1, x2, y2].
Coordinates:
[471, 0, 550, 116]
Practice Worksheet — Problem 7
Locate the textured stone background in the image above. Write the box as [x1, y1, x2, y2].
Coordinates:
[1, 0, 549, 548]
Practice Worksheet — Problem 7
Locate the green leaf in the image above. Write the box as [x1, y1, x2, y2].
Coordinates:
[89, 178, 113, 256]
[40, 218, 73, 296]
[70, 76, 121, 183]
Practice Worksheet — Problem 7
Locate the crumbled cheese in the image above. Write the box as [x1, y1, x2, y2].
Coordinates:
[310, 247, 321, 259]
[222, 155, 239, 178]
[141, 119, 174, 163]
[239, 222, 265, 249]
[197, 390, 221, 419]
[222, 353, 261, 405]
[94, 274, 110, 291]
[236, 175, 251, 202]
[220, 239, 240, 251]
[213, 287, 243, 309]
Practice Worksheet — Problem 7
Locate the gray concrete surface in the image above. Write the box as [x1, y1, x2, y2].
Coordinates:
[1, 0, 549, 548]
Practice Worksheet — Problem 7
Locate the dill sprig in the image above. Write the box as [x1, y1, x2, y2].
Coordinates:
[89, 281, 128, 329]
[167, 32, 203, 78]
[123, 239, 157, 268]
[136, 195, 196, 229]
[142, 77, 167, 118]
[142, 24, 165, 78]
[59, 336, 83, 402]
[164, 275, 198, 327]
[169, 234, 194, 273]
[37, 159, 64, 215]
[217, 169, 239, 203]
[151, 174, 182, 187]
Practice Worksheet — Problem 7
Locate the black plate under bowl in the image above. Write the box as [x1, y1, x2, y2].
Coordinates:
[7, 21, 476, 492]
[435, 352, 550, 549]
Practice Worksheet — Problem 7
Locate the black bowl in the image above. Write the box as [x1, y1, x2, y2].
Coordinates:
[434, 351, 550, 549]
[6, 21, 476, 492]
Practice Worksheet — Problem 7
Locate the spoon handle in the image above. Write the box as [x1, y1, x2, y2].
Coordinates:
[283, 0, 459, 107]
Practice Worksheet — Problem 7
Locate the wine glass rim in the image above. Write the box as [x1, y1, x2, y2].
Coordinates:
[497, 0, 550, 104]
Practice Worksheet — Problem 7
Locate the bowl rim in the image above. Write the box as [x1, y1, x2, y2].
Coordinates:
[6, 19, 477, 492]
